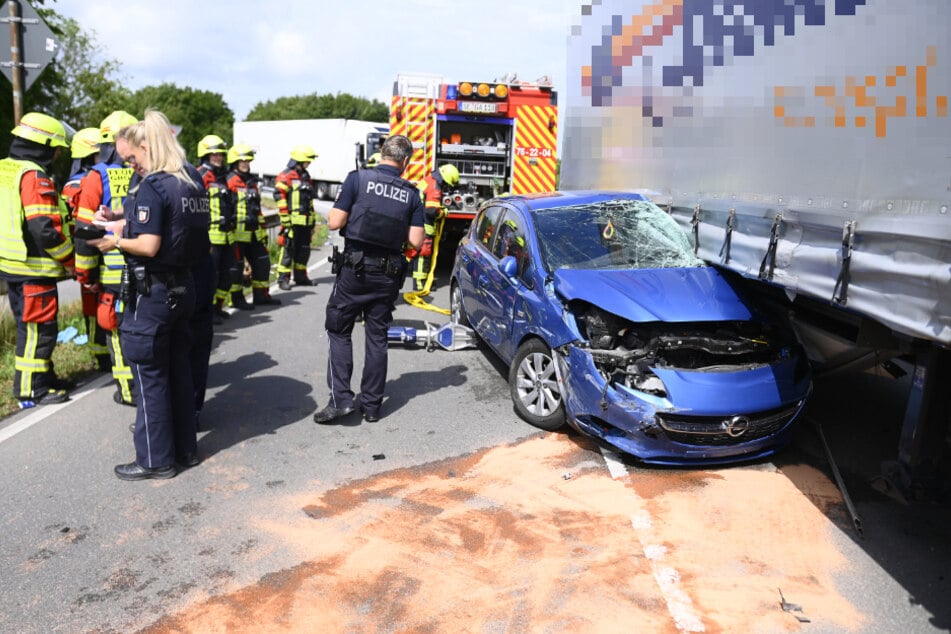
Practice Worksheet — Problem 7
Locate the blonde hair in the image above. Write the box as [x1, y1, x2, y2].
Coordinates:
[118, 109, 191, 184]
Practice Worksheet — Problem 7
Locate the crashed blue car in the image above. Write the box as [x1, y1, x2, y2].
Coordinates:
[450, 191, 812, 465]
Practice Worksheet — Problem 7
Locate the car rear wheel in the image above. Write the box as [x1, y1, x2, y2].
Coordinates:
[450, 283, 471, 327]
[509, 339, 565, 431]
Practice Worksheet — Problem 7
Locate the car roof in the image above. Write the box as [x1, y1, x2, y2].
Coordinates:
[488, 190, 651, 214]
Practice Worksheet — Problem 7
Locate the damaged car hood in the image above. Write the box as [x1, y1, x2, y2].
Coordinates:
[553, 267, 754, 323]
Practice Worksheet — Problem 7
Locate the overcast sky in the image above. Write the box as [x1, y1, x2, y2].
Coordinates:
[52, 0, 573, 121]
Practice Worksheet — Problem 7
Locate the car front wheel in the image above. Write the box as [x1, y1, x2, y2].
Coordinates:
[509, 339, 565, 431]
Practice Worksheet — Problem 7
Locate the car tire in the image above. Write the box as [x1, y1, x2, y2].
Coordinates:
[450, 282, 471, 328]
[509, 339, 565, 431]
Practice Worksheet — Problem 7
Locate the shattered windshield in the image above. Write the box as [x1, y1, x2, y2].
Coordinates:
[534, 199, 705, 271]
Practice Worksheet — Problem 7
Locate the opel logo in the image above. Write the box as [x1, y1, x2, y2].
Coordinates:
[723, 415, 751, 438]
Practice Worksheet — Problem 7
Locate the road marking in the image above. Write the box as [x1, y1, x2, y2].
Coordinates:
[0, 373, 112, 445]
[599, 446, 706, 633]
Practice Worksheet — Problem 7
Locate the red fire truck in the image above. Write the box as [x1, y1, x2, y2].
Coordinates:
[390, 73, 558, 235]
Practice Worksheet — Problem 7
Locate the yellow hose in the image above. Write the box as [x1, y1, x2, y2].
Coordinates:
[403, 214, 450, 315]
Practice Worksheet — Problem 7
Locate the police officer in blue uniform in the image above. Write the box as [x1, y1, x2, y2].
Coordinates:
[92, 110, 208, 480]
[313, 135, 424, 424]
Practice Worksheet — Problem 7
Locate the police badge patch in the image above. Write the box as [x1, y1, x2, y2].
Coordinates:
[137, 206, 150, 223]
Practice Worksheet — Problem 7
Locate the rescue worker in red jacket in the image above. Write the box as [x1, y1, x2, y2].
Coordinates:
[226, 144, 280, 307]
[274, 144, 319, 290]
[196, 134, 235, 323]
[62, 127, 110, 371]
[0, 112, 75, 407]
[411, 163, 459, 291]
[74, 110, 139, 406]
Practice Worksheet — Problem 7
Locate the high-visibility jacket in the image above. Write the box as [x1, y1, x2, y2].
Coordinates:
[75, 163, 133, 286]
[0, 158, 74, 279]
[227, 170, 265, 242]
[417, 173, 445, 237]
[274, 165, 316, 228]
[198, 163, 233, 245]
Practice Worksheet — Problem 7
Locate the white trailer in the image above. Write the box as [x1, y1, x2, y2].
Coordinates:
[562, 0, 951, 499]
[232, 118, 388, 199]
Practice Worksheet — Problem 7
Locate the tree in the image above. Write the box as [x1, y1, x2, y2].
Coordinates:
[246, 93, 388, 123]
[122, 83, 234, 164]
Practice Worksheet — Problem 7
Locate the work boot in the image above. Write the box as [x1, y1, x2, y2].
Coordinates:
[277, 275, 291, 291]
[294, 274, 318, 287]
[231, 291, 254, 310]
[253, 289, 282, 306]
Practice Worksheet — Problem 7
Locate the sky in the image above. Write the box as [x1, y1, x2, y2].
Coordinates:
[52, 0, 574, 122]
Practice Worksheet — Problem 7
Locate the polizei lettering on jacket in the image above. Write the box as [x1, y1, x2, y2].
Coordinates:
[181, 195, 210, 214]
[365, 179, 410, 203]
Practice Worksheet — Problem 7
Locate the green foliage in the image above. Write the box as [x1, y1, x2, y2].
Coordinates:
[120, 84, 235, 164]
[246, 93, 389, 123]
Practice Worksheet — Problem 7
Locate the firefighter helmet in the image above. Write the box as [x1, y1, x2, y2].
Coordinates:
[227, 143, 255, 164]
[290, 144, 317, 164]
[197, 134, 228, 158]
[70, 127, 101, 159]
[366, 152, 381, 167]
[11, 112, 68, 148]
[100, 110, 138, 143]
[439, 164, 460, 187]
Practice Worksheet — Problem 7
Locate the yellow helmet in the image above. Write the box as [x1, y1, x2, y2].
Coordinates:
[290, 144, 317, 163]
[439, 163, 460, 187]
[11, 112, 68, 148]
[70, 127, 101, 159]
[197, 134, 228, 158]
[366, 151, 381, 167]
[227, 143, 255, 164]
[100, 110, 138, 143]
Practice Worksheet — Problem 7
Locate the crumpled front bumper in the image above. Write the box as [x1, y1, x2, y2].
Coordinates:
[556, 345, 810, 466]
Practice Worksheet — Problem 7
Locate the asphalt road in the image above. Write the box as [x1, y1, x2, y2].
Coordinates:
[1, 212, 948, 632]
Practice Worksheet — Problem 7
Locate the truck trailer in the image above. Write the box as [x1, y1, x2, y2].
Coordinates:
[390, 73, 558, 240]
[232, 118, 388, 198]
[562, 0, 950, 499]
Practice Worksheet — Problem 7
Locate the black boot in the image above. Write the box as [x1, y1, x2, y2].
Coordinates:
[231, 291, 255, 310]
[254, 289, 282, 306]
[294, 274, 318, 287]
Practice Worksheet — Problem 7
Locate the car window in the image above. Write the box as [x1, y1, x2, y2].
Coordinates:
[535, 199, 705, 271]
[475, 205, 503, 250]
[493, 212, 532, 283]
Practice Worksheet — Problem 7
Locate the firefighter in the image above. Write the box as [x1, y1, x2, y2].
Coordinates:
[365, 151, 381, 168]
[75, 110, 139, 407]
[226, 144, 280, 308]
[196, 134, 234, 323]
[313, 135, 425, 424]
[62, 127, 109, 371]
[0, 112, 75, 407]
[274, 144, 319, 290]
[411, 163, 459, 291]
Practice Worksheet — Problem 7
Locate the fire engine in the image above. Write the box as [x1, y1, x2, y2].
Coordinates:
[390, 73, 558, 236]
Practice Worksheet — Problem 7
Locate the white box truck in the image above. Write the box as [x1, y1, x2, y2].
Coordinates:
[232, 118, 388, 199]
[562, 0, 951, 498]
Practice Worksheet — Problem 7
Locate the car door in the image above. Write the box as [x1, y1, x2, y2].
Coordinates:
[457, 204, 504, 338]
[479, 208, 530, 359]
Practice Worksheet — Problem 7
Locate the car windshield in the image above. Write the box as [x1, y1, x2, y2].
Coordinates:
[534, 199, 705, 271]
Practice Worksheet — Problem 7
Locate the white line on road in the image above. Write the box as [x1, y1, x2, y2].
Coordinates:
[599, 446, 706, 633]
[0, 373, 112, 445]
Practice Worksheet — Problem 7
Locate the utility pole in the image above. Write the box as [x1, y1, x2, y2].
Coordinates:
[6, 0, 22, 124]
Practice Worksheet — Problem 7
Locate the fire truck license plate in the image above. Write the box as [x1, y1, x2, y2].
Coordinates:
[459, 101, 498, 114]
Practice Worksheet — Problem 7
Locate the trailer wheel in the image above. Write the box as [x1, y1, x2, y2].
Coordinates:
[509, 339, 565, 431]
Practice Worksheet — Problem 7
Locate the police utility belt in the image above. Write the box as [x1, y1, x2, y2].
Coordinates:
[329, 246, 404, 276]
[120, 265, 189, 310]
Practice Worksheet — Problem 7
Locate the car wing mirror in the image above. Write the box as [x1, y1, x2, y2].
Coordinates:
[498, 255, 518, 280]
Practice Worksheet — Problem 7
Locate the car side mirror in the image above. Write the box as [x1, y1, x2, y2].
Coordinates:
[498, 255, 518, 279]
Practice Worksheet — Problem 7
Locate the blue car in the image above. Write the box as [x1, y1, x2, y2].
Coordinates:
[450, 191, 812, 465]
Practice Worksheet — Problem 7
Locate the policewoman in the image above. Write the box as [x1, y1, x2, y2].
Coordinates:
[92, 110, 207, 480]
[313, 135, 424, 424]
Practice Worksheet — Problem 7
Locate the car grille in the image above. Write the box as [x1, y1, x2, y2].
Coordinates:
[655, 403, 802, 446]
